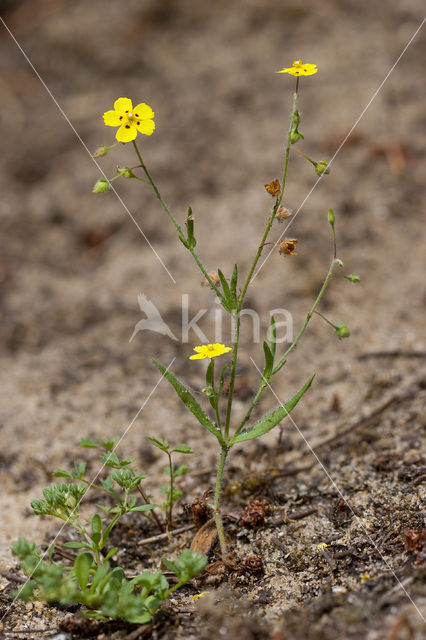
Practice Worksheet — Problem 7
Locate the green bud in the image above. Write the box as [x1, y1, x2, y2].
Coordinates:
[292, 110, 301, 128]
[92, 146, 109, 158]
[290, 130, 304, 145]
[315, 160, 330, 177]
[201, 386, 215, 398]
[65, 494, 77, 509]
[92, 178, 110, 193]
[327, 209, 335, 225]
[117, 166, 136, 179]
[334, 323, 350, 339]
[344, 274, 360, 284]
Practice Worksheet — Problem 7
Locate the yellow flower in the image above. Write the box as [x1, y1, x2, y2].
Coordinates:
[103, 97, 155, 143]
[317, 543, 328, 550]
[189, 343, 232, 360]
[277, 59, 318, 77]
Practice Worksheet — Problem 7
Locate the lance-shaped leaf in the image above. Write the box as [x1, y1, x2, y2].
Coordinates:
[230, 374, 315, 444]
[151, 359, 225, 446]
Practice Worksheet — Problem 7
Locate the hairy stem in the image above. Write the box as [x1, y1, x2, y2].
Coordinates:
[213, 447, 229, 557]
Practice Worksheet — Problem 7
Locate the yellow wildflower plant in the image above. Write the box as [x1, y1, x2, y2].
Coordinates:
[189, 343, 232, 360]
[103, 97, 155, 143]
[277, 59, 318, 77]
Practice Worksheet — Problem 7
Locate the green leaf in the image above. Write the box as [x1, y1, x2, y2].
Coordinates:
[218, 364, 229, 396]
[151, 359, 225, 445]
[218, 269, 234, 310]
[52, 469, 72, 478]
[205, 360, 213, 388]
[129, 504, 158, 512]
[262, 341, 274, 381]
[269, 315, 277, 359]
[103, 547, 119, 563]
[74, 553, 93, 590]
[230, 374, 315, 444]
[148, 436, 170, 452]
[172, 444, 193, 454]
[230, 264, 238, 300]
[79, 437, 99, 449]
[174, 465, 189, 477]
[63, 541, 93, 550]
[91, 514, 102, 545]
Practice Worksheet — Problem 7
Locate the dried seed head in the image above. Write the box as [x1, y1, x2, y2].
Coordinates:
[201, 273, 220, 288]
[264, 179, 281, 196]
[276, 205, 293, 222]
[239, 555, 264, 576]
[279, 239, 298, 255]
[239, 498, 270, 529]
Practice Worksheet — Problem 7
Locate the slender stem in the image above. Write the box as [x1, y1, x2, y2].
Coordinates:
[224, 313, 240, 440]
[273, 259, 337, 374]
[137, 485, 164, 533]
[167, 451, 174, 530]
[238, 91, 299, 311]
[213, 447, 229, 557]
[210, 359, 221, 429]
[314, 310, 337, 329]
[132, 141, 223, 299]
[234, 381, 266, 436]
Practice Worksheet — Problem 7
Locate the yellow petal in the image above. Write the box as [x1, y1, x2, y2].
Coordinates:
[133, 103, 155, 120]
[114, 97, 133, 114]
[135, 119, 156, 136]
[103, 110, 122, 126]
[189, 353, 206, 360]
[116, 123, 137, 143]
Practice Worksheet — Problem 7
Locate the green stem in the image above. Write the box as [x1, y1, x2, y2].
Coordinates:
[167, 451, 174, 530]
[210, 359, 221, 430]
[213, 446, 229, 557]
[224, 312, 240, 440]
[238, 91, 299, 311]
[137, 485, 164, 533]
[272, 258, 337, 374]
[132, 141, 223, 300]
[314, 310, 337, 329]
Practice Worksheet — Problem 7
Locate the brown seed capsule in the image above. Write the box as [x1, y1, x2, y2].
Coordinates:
[264, 179, 281, 196]
[201, 272, 220, 288]
[276, 205, 293, 222]
[239, 498, 270, 529]
[239, 555, 264, 576]
[279, 239, 298, 255]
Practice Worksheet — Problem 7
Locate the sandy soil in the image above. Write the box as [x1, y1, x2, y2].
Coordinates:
[0, 0, 425, 638]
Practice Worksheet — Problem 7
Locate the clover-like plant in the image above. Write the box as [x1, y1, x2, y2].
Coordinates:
[94, 59, 357, 556]
[12, 538, 206, 623]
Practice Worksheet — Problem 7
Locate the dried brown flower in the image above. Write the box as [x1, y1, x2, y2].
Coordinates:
[201, 272, 220, 288]
[239, 498, 270, 529]
[279, 238, 298, 255]
[264, 179, 281, 196]
[186, 489, 213, 528]
[276, 205, 293, 222]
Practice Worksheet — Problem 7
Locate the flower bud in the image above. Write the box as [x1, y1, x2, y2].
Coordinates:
[334, 323, 350, 339]
[315, 160, 330, 176]
[344, 274, 360, 284]
[117, 166, 136, 179]
[290, 130, 304, 145]
[92, 178, 111, 193]
[92, 145, 109, 158]
[327, 209, 335, 225]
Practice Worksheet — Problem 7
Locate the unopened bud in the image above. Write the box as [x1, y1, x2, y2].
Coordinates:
[290, 130, 304, 145]
[344, 274, 360, 284]
[335, 323, 350, 339]
[117, 166, 136, 179]
[315, 160, 330, 177]
[92, 178, 111, 193]
[92, 146, 109, 158]
[327, 209, 335, 225]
